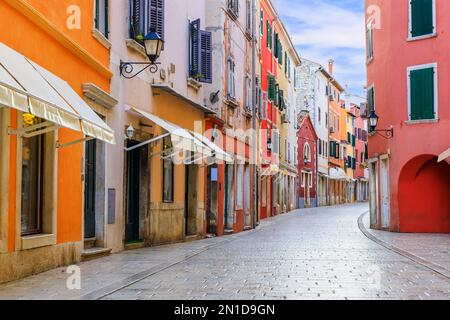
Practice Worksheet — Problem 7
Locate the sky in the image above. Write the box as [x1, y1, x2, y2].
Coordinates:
[272, 0, 367, 98]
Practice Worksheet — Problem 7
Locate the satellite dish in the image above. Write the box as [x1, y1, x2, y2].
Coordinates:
[210, 90, 220, 104]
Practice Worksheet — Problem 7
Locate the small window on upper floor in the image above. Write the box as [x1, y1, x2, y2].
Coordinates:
[408, 64, 437, 121]
[130, 0, 165, 44]
[228, 0, 239, 19]
[409, 0, 435, 39]
[95, 0, 109, 38]
[366, 22, 374, 61]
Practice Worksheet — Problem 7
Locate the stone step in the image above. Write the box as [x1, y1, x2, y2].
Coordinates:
[81, 247, 112, 262]
[84, 237, 96, 249]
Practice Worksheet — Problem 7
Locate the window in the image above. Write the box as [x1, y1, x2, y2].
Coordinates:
[366, 22, 373, 60]
[162, 136, 173, 202]
[189, 19, 212, 83]
[408, 64, 437, 121]
[245, 75, 252, 110]
[246, 0, 251, 33]
[130, 0, 164, 42]
[228, 0, 239, 18]
[21, 134, 44, 235]
[267, 74, 275, 101]
[260, 9, 264, 36]
[95, 0, 109, 38]
[409, 0, 435, 39]
[318, 108, 321, 123]
[236, 164, 244, 209]
[266, 21, 272, 50]
[227, 57, 236, 98]
[303, 143, 311, 163]
[367, 85, 375, 114]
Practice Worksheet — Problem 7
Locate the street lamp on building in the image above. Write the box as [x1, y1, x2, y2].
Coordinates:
[120, 30, 164, 79]
[368, 111, 394, 139]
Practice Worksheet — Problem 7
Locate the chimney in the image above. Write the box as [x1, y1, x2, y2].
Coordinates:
[328, 59, 334, 75]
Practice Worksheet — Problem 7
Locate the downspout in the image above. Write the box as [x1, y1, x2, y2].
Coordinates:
[251, 0, 258, 228]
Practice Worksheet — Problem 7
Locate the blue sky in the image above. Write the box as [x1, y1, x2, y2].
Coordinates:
[272, 0, 366, 97]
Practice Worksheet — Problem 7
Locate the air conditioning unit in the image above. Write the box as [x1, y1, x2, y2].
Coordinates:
[329, 94, 335, 101]
[282, 114, 289, 124]
[329, 126, 335, 133]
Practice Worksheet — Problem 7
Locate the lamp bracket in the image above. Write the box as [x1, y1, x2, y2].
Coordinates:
[119, 60, 161, 79]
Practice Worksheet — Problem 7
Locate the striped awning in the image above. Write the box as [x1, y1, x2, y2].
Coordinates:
[0, 43, 115, 144]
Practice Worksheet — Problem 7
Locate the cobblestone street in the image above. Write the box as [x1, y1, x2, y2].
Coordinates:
[0, 203, 449, 300]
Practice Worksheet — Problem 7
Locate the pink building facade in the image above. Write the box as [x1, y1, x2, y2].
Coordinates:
[366, 0, 450, 233]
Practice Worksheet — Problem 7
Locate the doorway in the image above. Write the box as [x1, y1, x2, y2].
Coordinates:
[206, 165, 218, 235]
[185, 164, 198, 236]
[244, 164, 251, 227]
[125, 140, 142, 242]
[84, 139, 96, 240]
[224, 164, 234, 230]
[380, 157, 390, 229]
[369, 160, 379, 228]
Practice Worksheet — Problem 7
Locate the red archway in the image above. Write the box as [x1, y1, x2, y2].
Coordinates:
[398, 155, 450, 233]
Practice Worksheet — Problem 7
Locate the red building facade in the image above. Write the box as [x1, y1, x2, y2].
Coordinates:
[297, 115, 318, 208]
[366, 0, 450, 233]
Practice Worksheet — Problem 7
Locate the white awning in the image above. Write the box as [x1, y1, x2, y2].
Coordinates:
[0, 43, 115, 144]
[127, 107, 213, 157]
[329, 167, 348, 181]
[190, 131, 234, 163]
[438, 149, 450, 163]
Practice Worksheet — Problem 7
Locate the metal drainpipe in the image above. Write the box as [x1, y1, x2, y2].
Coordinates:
[251, 0, 258, 228]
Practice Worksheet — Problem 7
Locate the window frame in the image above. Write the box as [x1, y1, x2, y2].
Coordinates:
[366, 22, 374, 62]
[94, 0, 109, 38]
[303, 143, 311, 163]
[408, 0, 436, 41]
[407, 62, 438, 122]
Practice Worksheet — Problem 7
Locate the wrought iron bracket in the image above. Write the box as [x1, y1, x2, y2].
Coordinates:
[373, 127, 394, 139]
[119, 60, 160, 79]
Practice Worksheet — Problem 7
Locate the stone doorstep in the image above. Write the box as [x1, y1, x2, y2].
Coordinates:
[124, 241, 146, 251]
[223, 229, 234, 235]
[184, 235, 201, 243]
[81, 247, 112, 262]
[84, 237, 96, 249]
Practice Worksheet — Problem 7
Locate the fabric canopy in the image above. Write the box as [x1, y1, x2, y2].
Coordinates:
[438, 149, 450, 163]
[329, 167, 348, 181]
[0, 43, 115, 144]
[190, 131, 234, 163]
[128, 107, 213, 157]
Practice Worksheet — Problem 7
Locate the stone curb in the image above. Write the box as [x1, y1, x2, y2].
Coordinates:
[357, 212, 450, 281]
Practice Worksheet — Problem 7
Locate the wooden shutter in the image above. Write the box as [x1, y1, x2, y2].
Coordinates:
[352, 134, 356, 147]
[330, 141, 335, 158]
[199, 30, 212, 83]
[104, 0, 109, 38]
[410, 67, 434, 120]
[130, 0, 142, 39]
[189, 19, 200, 78]
[367, 87, 375, 112]
[274, 33, 278, 57]
[149, 0, 164, 38]
[411, 0, 434, 37]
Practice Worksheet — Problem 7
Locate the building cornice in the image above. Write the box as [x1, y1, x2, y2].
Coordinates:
[4, 0, 113, 79]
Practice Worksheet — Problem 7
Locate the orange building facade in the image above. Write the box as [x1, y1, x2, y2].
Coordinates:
[0, 0, 114, 282]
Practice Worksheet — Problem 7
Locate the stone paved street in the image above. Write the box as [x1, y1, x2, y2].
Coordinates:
[0, 203, 449, 300]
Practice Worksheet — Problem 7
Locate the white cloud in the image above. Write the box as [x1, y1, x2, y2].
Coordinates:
[273, 0, 367, 95]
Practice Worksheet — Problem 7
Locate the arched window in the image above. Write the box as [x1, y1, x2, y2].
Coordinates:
[303, 143, 311, 163]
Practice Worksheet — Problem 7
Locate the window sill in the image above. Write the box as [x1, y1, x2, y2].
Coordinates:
[21, 234, 56, 250]
[92, 29, 111, 50]
[407, 33, 437, 42]
[405, 118, 439, 125]
[187, 78, 202, 91]
[125, 39, 148, 59]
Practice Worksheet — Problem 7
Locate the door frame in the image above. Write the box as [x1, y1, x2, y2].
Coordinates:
[380, 155, 390, 230]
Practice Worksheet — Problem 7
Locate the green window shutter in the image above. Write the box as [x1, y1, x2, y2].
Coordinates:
[410, 67, 434, 120]
[352, 134, 356, 147]
[367, 87, 375, 112]
[274, 33, 278, 57]
[260, 10, 264, 36]
[347, 132, 351, 143]
[411, 0, 434, 37]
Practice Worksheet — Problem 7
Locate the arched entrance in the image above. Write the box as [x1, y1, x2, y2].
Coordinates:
[398, 155, 450, 233]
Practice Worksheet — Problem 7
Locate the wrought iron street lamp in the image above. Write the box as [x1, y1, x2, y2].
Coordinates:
[120, 31, 164, 79]
[368, 111, 394, 139]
